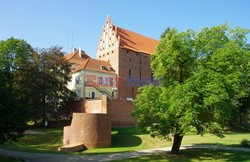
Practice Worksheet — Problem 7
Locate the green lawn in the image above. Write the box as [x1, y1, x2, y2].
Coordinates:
[114, 148, 250, 162]
[0, 127, 249, 155]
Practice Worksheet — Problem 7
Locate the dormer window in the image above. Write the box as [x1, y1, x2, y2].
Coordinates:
[108, 67, 115, 72]
[100, 65, 108, 71]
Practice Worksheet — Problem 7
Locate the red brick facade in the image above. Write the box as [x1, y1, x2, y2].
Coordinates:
[96, 16, 158, 100]
[72, 96, 136, 127]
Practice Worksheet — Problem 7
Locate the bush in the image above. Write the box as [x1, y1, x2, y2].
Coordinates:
[241, 139, 250, 148]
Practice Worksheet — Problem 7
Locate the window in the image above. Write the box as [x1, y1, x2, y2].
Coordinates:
[109, 67, 115, 72]
[91, 92, 95, 99]
[100, 65, 109, 71]
[144, 55, 147, 58]
[129, 59, 132, 62]
[126, 50, 129, 53]
[110, 78, 114, 86]
[99, 55, 101, 58]
[75, 76, 80, 84]
[129, 69, 131, 78]
[103, 54, 105, 57]
[112, 50, 114, 53]
[108, 60, 110, 62]
[132, 87, 134, 93]
[107, 52, 109, 55]
[99, 76, 104, 85]
[151, 73, 154, 82]
[136, 53, 138, 56]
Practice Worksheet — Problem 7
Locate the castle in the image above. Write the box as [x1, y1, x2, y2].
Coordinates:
[65, 16, 159, 100]
[59, 16, 159, 151]
[96, 16, 159, 100]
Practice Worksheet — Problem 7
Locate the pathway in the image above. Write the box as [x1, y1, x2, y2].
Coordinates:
[0, 145, 250, 162]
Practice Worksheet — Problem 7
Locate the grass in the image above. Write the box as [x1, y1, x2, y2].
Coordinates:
[114, 148, 250, 162]
[0, 155, 24, 162]
[0, 127, 249, 155]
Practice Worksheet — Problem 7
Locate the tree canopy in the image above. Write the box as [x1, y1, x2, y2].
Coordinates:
[14, 47, 76, 123]
[0, 38, 76, 143]
[133, 24, 250, 154]
[0, 38, 32, 143]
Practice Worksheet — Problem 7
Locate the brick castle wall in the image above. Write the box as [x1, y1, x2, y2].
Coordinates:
[63, 113, 111, 148]
[72, 96, 136, 127]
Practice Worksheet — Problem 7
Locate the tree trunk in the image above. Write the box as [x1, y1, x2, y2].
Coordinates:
[42, 95, 46, 127]
[171, 134, 183, 154]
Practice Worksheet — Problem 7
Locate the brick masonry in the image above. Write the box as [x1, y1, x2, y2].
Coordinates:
[72, 96, 136, 127]
[62, 113, 111, 149]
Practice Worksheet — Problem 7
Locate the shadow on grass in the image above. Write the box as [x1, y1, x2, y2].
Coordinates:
[119, 148, 250, 162]
[78, 128, 143, 155]
[178, 147, 250, 162]
[111, 132, 142, 148]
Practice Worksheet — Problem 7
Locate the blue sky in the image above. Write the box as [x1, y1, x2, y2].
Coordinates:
[0, 0, 249, 57]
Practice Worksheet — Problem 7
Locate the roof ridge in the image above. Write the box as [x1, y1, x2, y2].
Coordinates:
[84, 58, 90, 69]
[115, 26, 159, 42]
[66, 50, 78, 60]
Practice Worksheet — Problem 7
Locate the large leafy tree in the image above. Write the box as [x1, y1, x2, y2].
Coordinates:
[0, 38, 33, 143]
[133, 25, 250, 154]
[0, 37, 34, 72]
[0, 70, 28, 143]
[14, 47, 76, 124]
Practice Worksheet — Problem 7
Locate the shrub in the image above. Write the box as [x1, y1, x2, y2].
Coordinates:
[241, 139, 250, 148]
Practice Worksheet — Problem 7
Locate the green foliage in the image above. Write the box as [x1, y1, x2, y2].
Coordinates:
[0, 38, 76, 143]
[241, 139, 250, 148]
[160, 27, 171, 39]
[14, 47, 76, 122]
[0, 70, 28, 143]
[0, 37, 34, 71]
[133, 24, 250, 153]
[0, 38, 32, 143]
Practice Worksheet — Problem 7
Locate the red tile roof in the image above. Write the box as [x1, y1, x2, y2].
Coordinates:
[73, 58, 116, 74]
[64, 49, 90, 65]
[116, 27, 159, 54]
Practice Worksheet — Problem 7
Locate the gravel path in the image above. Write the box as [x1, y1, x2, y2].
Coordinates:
[0, 145, 250, 162]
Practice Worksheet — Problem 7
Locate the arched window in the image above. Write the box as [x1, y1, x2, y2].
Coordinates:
[129, 69, 131, 78]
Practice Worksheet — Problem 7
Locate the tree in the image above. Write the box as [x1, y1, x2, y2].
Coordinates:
[14, 47, 76, 124]
[133, 25, 250, 154]
[160, 27, 171, 39]
[0, 37, 34, 72]
[0, 38, 32, 143]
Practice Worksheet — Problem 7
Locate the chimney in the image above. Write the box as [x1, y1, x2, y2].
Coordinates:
[78, 47, 81, 58]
